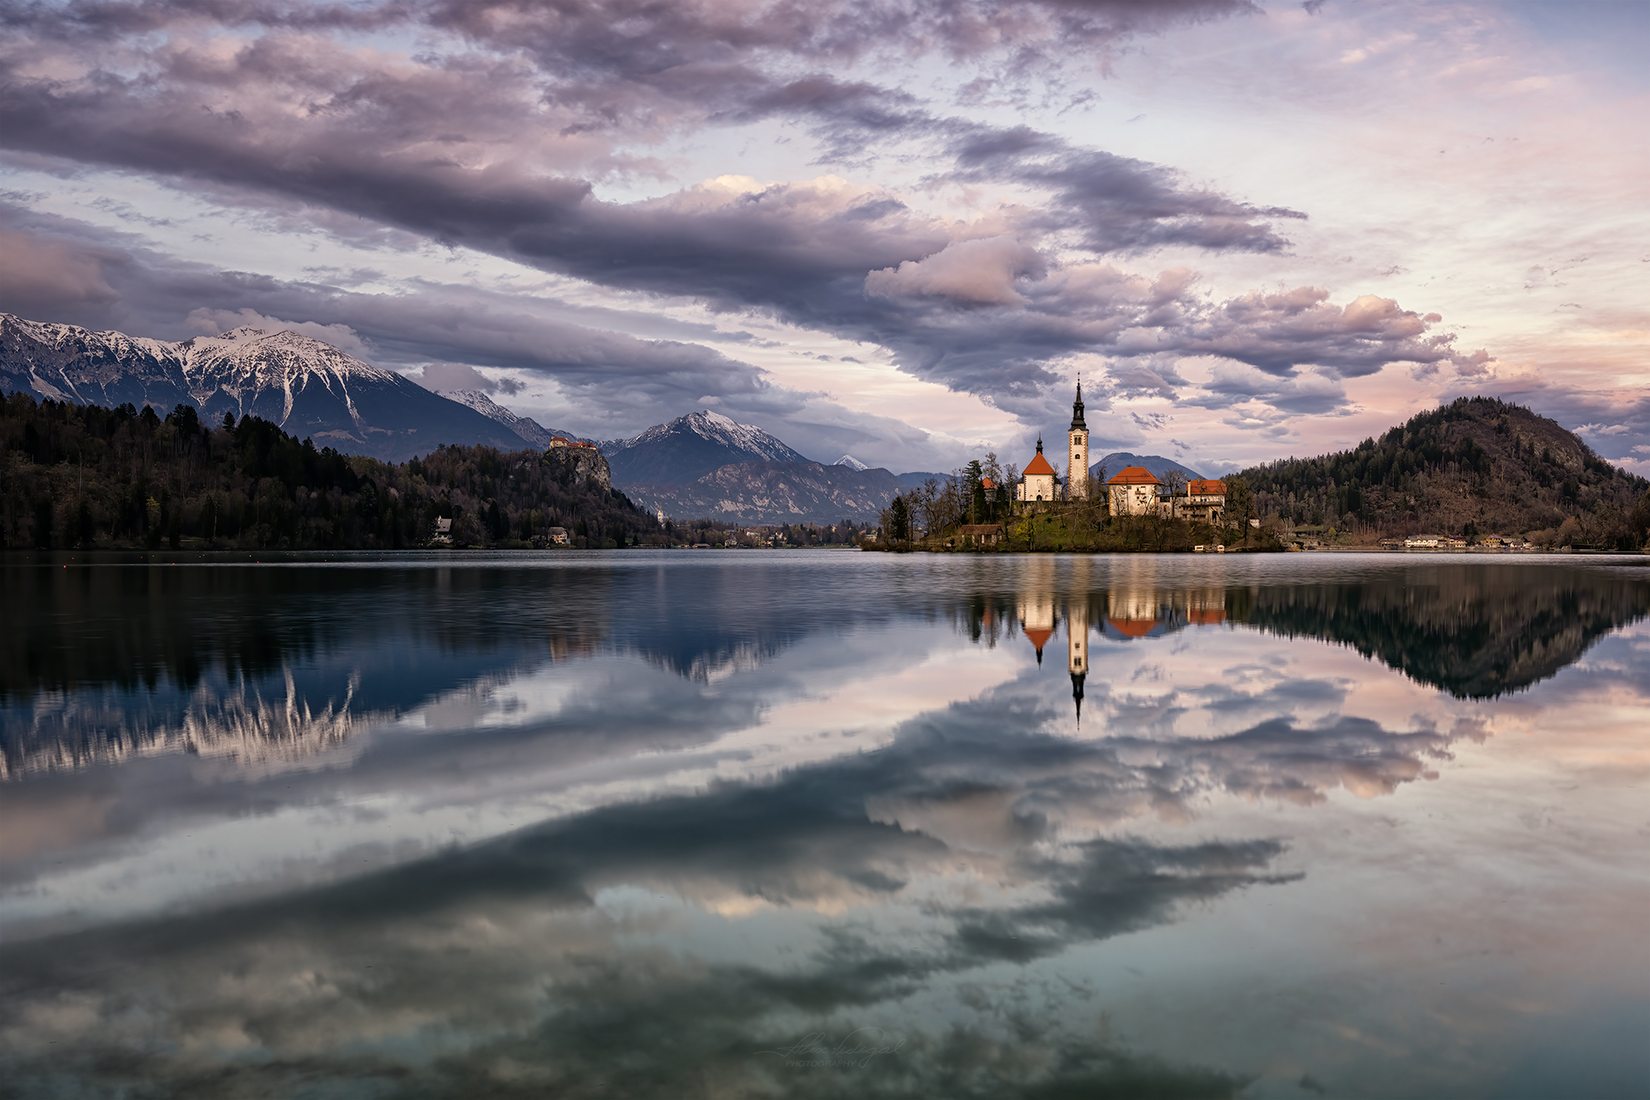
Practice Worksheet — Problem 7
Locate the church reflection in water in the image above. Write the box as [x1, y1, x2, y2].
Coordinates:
[1015, 558, 1242, 721]
[3, 554, 1649, 1100]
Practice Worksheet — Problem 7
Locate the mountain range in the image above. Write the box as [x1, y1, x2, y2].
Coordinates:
[0, 314, 534, 461]
[0, 314, 976, 522]
[0, 313, 1225, 525]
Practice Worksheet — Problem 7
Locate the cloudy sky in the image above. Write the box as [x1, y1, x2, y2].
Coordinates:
[1, 0, 1645, 472]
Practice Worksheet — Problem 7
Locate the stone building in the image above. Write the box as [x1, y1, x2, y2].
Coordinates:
[1107, 465, 1161, 516]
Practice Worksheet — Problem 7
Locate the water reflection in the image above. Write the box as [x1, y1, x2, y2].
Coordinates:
[7, 557, 1645, 782]
[2, 553, 1647, 1099]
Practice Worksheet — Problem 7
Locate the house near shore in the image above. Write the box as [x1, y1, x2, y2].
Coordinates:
[957, 523, 1006, 547]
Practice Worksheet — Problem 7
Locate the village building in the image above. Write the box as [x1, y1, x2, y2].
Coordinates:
[431, 516, 453, 545]
[1107, 465, 1161, 516]
[1179, 479, 1228, 523]
[957, 523, 1006, 547]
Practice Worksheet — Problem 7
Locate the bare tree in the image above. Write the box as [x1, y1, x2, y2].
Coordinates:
[1162, 469, 1188, 519]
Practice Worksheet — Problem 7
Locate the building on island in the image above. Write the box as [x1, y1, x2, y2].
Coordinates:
[1067, 383, 1088, 501]
[1016, 438, 1058, 503]
[1017, 386, 1092, 504]
[1006, 383, 1231, 521]
[1107, 466, 1160, 516]
[957, 523, 1006, 547]
[1180, 479, 1228, 523]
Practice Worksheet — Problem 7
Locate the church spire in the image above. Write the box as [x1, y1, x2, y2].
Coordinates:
[1070, 379, 1087, 431]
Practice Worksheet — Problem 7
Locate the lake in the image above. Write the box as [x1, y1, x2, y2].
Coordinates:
[2, 551, 1647, 1099]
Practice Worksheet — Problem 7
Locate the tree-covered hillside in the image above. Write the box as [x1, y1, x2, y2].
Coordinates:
[0, 395, 666, 550]
[1238, 397, 1649, 547]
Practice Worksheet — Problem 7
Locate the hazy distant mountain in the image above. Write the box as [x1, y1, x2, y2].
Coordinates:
[895, 471, 949, 491]
[602, 411, 958, 522]
[441, 389, 587, 449]
[1088, 452, 1203, 483]
[0, 314, 528, 461]
[624, 460, 903, 525]
[602, 410, 811, 486]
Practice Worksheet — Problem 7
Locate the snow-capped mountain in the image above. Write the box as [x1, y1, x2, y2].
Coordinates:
[1, 314, 528, 460]
[441, 389, 586, 450]
[834, 454, 869, 470]
[602, 409, 812, 486]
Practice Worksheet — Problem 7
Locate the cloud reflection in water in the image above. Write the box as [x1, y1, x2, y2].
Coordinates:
[1, 552, 1647, 1098]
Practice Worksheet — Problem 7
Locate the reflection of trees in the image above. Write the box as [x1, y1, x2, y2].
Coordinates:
[953, 563, 1649, 700]
[1232, 565, 1650, 698]
[0, 563, 609, 779]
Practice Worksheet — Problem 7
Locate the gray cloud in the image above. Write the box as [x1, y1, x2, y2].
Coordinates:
[0, 0, 1327, 427]
[0, 206, 965, 457]
[0, 0, 1501, 443]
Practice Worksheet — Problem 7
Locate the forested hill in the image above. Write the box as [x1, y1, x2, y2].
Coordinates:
[0, 395, 666, 550]
[1238, 397, 1650, 547]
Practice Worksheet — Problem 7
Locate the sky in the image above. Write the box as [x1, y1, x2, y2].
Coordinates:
[1, 0, 1646, 474]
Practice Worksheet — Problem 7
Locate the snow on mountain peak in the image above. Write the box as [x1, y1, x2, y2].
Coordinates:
[834, 454, 869, 470]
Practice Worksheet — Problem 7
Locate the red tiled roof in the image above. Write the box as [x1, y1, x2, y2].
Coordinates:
[1023, 451, 1056, 476]
[1023, 626, 1054, 651]
[1187, 479, 1226, 495]
[1107, 617, 1158, 638]
[1108, 465, 1159, 485]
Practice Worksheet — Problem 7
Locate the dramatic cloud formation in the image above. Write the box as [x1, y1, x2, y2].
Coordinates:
[0, 0, 1641, 468]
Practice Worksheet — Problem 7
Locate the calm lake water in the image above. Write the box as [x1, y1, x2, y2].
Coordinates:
[2, 551, 1647, 1099]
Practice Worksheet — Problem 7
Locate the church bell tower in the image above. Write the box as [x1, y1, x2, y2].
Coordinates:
[1067, 381, 1088, 501]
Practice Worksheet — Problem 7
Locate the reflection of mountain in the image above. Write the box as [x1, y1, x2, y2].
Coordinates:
[0, 563, 607, 779]
[1233, 565, 1650, 698]
[965, 561, 1650, 702]
[0, 685, 1300, 1098]
[5, 668, 362, 779]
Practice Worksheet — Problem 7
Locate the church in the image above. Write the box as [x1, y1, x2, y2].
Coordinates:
[1014, 383, 1225, 519]
[1015, 383, 1090, 505]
